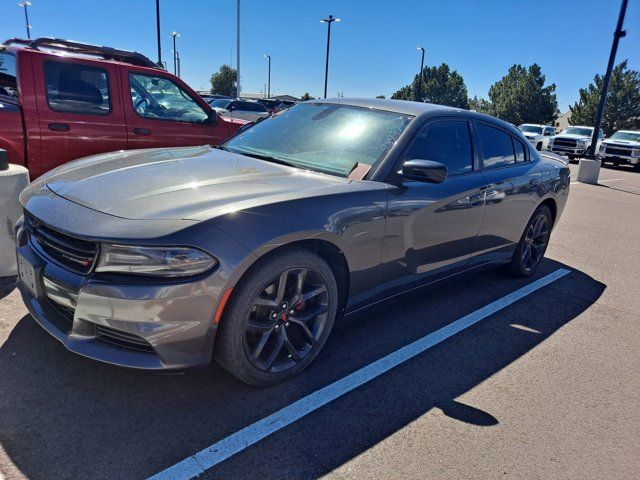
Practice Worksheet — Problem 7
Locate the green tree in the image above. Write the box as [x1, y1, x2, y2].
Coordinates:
[210, 65, 237, 97]
[376, 94, 386, 99]
[468, 95, 491, 114]
[300, 92, 315, 101]
[569, 61, 640, 136]
[391, 63, 469, 109]
[487, 64, 558, 125]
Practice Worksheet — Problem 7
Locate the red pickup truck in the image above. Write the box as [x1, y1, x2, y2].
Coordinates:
[0, 38, 246, 179]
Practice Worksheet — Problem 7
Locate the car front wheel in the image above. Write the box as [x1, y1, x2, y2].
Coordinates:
[215, 248, 338, 386]
[508, 205, 552, 277]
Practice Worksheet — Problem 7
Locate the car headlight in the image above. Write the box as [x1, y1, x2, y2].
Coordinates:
[632, 149, 640, 157]
[599, 145, 606, 152]
[577, 139, 589, 146]
[95, 244, 218, 277]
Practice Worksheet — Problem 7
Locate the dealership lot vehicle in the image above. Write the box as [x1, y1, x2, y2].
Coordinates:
[549, 125, 604, 160]
[0, 37, 246, 178]
[518, 123, 555, 151]
[598, 130, 640, 170]
[211, 98, 270, 122]
[15, 99, 569, 386]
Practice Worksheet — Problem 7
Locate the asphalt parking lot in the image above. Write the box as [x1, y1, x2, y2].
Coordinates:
[1, 162, 639, 480]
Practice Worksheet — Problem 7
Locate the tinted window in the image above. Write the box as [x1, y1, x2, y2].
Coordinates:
[544, 128, 554, 136]
[403, 120, 473, 175]
[211, 99, 231, 108]
[129, 73, 208, 123]
[513, 138, 526, 162]
[0, 52, 18, 97]
[477, 124, 516, 169]
[44, 61, 110, 115]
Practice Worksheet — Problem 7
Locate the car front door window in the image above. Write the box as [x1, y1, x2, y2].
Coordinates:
[128, 73, 208, 123]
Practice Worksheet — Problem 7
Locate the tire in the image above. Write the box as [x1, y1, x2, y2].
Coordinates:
[634, 163, 640, 172]
[215, 248, 338, 386]
[536, 142, 542, 151]
[508, 205, 553, 277]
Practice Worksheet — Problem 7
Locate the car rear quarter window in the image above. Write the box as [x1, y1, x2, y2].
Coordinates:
[513, 138, 526, 162]
[44, 61, 111, 115]
[403, 120, 473, 175]
[477, 123, 516, 169]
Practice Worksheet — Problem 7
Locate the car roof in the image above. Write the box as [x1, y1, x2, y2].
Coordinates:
[615, 129, 640, 134]
[520, 123, 553, 127]
[311, 98, 521, 135]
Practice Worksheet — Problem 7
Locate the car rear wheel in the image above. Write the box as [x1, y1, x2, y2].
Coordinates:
[508, 205, 552, 277]
[215, 248, 338, 386]
[536, 141, 542, 151]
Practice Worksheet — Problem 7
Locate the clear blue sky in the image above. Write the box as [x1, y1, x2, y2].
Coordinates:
[2, 0, 638, 111]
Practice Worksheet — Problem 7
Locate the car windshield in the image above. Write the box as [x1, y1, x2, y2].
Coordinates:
[610, 131, 640, 142]
[519, 125, 543, 134]
[212, 99, 232, 108]
[563, 127, 593, 136]
[223, 103, 412, 177]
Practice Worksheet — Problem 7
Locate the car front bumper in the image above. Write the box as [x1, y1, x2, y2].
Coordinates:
[597, 153, 640, 165]
[550, 145, 588, 156]
[16, 226, 223, 372]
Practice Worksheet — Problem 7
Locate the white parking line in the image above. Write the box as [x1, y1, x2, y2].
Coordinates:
[147, 268, 571, 480]
[571, 178, 625, 185]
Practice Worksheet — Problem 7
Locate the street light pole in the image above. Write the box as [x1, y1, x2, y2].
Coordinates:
[18, 2, 32, 40]
[321, 15, 341, 99]
[170, 32, 179, 76]
[176, 51, 181, 78]
[264, 54, 271, 98]
[155, 0, 162, 66]
[587, 0, 629, 157]
[416, 47, 425, 102]
[236, 0, 241, 98]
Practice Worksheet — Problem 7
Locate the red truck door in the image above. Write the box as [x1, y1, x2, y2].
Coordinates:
[31, 55, 127, 176]
[121, 68, 227, 149]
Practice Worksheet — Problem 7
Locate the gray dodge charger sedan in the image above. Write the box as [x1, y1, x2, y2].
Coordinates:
[16, 99, 570, 385]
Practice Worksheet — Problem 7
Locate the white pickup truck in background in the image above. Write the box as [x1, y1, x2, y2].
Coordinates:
[518, 124, 556, 151]
[598, 130, 640, 171]
[549, 125, 604, 161]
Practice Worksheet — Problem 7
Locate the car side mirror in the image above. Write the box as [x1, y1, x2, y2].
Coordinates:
[399, 159, 448, 183]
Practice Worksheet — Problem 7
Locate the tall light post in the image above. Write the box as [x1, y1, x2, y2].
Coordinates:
[176, 51, 181, 78]
[18, 1, 32, 39]
[416, 47, 425, 102]
[320, 15, 340, 99]
[155, 0, 162, 66]
[170, 31, 179, 76]
[236, 0, 241, 98]
[264, 54, 271, 98]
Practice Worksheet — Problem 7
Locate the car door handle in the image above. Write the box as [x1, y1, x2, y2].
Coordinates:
[133, 128, 151, 136]
[48, 123, 70, 132]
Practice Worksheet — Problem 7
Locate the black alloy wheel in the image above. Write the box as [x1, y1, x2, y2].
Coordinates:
[509, 205, 552, 277]
[216, 248, 338, 386]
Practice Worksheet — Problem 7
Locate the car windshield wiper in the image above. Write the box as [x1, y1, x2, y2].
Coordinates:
[232, 150, 300, 169]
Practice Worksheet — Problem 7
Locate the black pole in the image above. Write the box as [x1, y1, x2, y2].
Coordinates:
[172, 34, 177, 75]
[267, 56, 271, 98]
[155, 0, 162, 65]
[417, 47, 425, 102]
[176, 51, 181, 78]
[323, 17, 333, 98]
[587, 0, 628, 157]
[23, 3, 31, 40]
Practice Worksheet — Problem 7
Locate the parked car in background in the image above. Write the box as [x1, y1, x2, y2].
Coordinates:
[518, 124, 555, 151]
[211, 98, 270, 122]
[0, 37, 246, 178]
[207, 94, 233, 102]
[16, 99, 569, 385]
[549, 125, 603, 160]
[598, 130, 640, 170]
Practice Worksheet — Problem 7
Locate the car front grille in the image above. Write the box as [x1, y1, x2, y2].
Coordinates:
[553, 138, 577, 148]
[94, 325, 155, 353]
[24, 212, 98, 275]
[604, 146, 633, 156]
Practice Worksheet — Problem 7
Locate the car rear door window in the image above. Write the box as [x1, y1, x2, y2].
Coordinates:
[403, 120, 473, 175]
[0, 52, 18, 97]
[477, 124, 516, 169]
[44, 61, 110, 115]
[513, 138, 526, 162]
[129, 73, 208, 123]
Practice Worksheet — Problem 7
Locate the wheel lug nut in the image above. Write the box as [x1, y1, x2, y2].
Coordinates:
[275, 325, 280, 330]
[272, 313, 278, 319]
[281, 303, 287, 309]
[285, 322, 289, 327]
[289, 309, 295, 315]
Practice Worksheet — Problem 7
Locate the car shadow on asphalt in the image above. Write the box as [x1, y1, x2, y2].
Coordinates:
[0, 259, 604, 480]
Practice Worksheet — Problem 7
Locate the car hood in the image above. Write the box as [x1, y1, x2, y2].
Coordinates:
[43, 146, 351, 221]
[555, 133, 591, 140]
[602, 139, 640, 147]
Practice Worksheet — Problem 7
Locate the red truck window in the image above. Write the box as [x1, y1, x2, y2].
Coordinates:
[44, 60, 111, 115]
[0, 52, 18, 97]
[128, 72, 208, 123]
